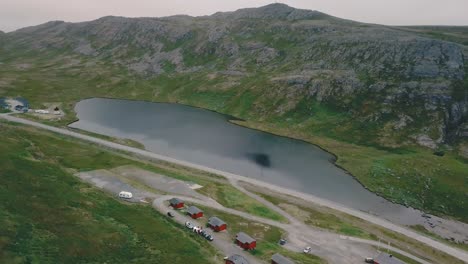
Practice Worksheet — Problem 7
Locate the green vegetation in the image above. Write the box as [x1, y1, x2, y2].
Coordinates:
[0, 122, 218, 263]
[198, 183, 287, 223]
[2, 53, 467, 221]
[400, 26, 468, 46]
[257, 192, 375, 240]
[196, 206, 325, 264]
[162, 60, 176, 74]
[0, 18, 467, 224]
[410, 225, 468, 252]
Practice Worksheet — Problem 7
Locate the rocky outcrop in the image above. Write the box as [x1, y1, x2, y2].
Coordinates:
[212, 3, 326, 21]
[1, 3, 467, 148]
[460, 143, 468, 158]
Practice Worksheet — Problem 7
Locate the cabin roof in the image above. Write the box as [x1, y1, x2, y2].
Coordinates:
[226, 254, 249, 264]
[187, 206, 202, 215]
[271, 253, 294, 264]
[208, 216, 226, 226]
[169, 198, 183, 205]
[236, 232, 255, 244]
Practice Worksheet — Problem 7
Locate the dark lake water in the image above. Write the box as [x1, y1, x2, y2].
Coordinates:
[70, 98, 427, 225]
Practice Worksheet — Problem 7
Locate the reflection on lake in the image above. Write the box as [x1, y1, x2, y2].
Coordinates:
[70, 98, 429, 225]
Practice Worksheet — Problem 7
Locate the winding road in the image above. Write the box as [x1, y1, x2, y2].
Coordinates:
[2, 114, 467, 263]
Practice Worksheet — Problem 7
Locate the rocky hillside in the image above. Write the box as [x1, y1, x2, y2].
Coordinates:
[1, 3, 468, 221]
[0, 3, 467, 150]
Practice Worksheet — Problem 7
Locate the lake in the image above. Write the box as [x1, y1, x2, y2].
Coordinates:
[69, 98, 430, 225]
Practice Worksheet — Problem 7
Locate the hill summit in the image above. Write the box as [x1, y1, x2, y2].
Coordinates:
[0, 4, 467, 151]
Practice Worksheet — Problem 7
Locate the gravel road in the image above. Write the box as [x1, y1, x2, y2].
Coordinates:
[2, 114, 466, 263]
[153, 194, 431, 264]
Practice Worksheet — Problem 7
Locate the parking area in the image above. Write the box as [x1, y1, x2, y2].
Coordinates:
[111, 165, 205, 199]
[77, 169, 157, 203]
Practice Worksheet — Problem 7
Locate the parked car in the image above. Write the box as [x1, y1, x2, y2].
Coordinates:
[279, 238, 287, 245]
[167, 212, 174, 217]
[118, 191, 133, 199]
[364, 257, 374, 263]
[200, 230, 213, 241]
[185, 221, 194, 229]
[303, 246, 312, 254]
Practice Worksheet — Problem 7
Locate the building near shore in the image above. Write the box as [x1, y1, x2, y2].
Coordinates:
[235, 232, 256, 250]
[374, 253, 405, 264]
[169, 198, 184, 209]
[207, 216, 227, 232]
[15, 97, 29, 111]
[225, 254, 249, 264]
[187, 206, 203, 219]
[271, 253, 294, 264]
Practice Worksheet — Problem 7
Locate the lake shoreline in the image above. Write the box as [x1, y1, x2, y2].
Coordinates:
[65, 97, 468, 244]
[67, 97, 431, 216]
[3, 112, 468, 262]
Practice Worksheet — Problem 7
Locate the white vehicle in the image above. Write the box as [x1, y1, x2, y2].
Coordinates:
[118, 191, 133, 199]
[185, 221, 194, 229]
[303, 246, 312, 254]
[34, 109, 50, 114]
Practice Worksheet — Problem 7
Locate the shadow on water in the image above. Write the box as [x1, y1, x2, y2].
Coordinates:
[69, 98, 445, 226]
[246, 153, 271, 168]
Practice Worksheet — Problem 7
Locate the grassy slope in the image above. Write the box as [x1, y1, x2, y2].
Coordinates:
[0, 122, 220, 263]
[398, 26, 468, 46]
[256, 192, 376, 240]
[410, 225, 468, 252]
[1, 43, 467, 222]
[198, 183, 287, 223]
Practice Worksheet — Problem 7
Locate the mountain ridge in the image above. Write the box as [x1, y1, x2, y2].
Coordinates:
[1, 4, 466, 148]
[1, 3, 468, 223]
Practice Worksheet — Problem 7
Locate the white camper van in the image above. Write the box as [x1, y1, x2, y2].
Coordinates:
[118, 191, 133, 199]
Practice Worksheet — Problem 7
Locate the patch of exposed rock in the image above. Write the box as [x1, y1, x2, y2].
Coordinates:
[414, 135, 438, 149]
[2, 3, 467, 149]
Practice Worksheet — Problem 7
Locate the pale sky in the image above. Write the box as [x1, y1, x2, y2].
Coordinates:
[1, 0, 468, 32]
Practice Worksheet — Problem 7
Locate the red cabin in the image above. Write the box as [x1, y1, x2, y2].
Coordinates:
[235, 232, 256, 250]
[187, 206, 203, 219]
[207, 216, 227, 232]
[169, 198, 184, 209]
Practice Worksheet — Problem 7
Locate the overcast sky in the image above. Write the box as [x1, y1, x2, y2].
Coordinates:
[1, 0, 468, 32]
